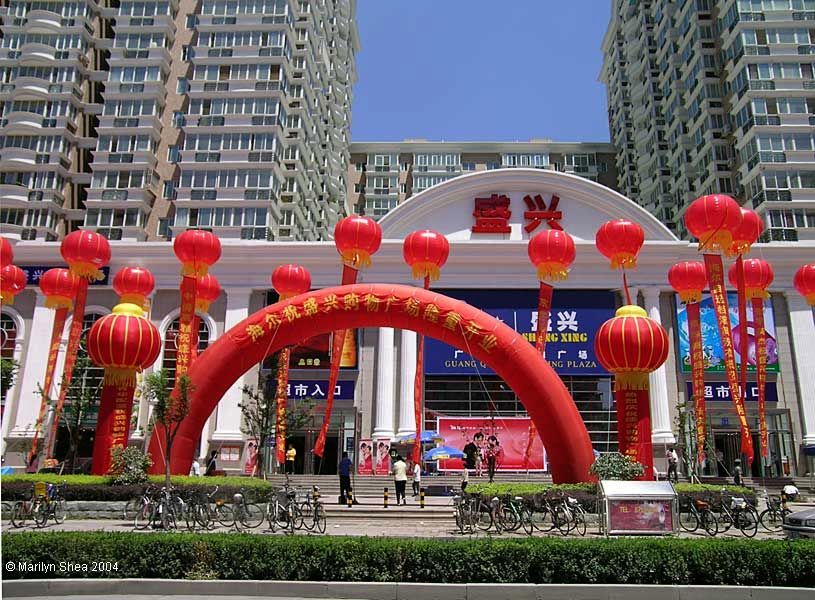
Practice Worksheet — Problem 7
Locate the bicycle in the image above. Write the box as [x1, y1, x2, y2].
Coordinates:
[267, 487, 300, 534]
[758, 492, 789, 532]
[221, 488, 264, 531]
[499, 495, 533, 535]
[678, 495, 718, 536]
[133, 486, 161, 530]
[124, 485, 158, 522]
[35, 482, 67, 527]
[296, 486, 327, 534]
[560, 496, 587, 536]
[10, 485, 46, 529]
[716, 488, 759, 537]
[185, 486, 220, 531]
[542, 493, 577, 536]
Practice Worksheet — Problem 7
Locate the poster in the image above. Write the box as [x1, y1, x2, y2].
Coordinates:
[374, 439, 391, 475]
[243, 438, 259, 476]
[424, 289, 614, 376]
[676, 293, 779, 373]
[358, 439, 374, 475]
[436, 416, 546, 472]
[608, 499, 673, 534]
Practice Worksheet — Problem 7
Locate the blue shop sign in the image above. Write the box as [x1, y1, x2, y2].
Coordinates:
[684, 381, 778, 403]
[424, 289, 615, 376]
[263, 379, 355, 401]
[20, 265, 110, 286]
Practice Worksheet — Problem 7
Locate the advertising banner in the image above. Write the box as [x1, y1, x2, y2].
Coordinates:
[436, 416, 546, 472]
[676, 293, 779, 373]
[608, 499, 673, 534]
[374, 439, 391, 475]
[684, 381, 778, 403]
[424, 289, 615, 376]
[288, 331, 358, 370]
[358, 439, 374, 475]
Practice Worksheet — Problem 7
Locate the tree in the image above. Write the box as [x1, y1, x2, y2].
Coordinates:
[239, 373, 315, 479]
[1, 357, 19, 404]
[142, 369, 193, 488]
[589, 452, 645, 480]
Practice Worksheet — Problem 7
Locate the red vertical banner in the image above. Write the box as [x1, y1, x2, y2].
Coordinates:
[91, 375, 137, 475]
[615, 387, 654, 479]
[703, 253, 754, 463]
[175, 275, 198, 378]
[686, 302, 707, 465]
[526, 282, 554, 467]
[735, 256, 749, 399]
[314, 265, 358, 458]
[412, 275, 430, 466]
[752, 297, 769, 458]
[45, 277, 89, 459]
[28, 307, 69, 465]
[274, 347, 292, 465]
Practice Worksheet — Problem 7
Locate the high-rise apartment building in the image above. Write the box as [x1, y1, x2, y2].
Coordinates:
[1, 0, 357, 242]
[601, 0, 815, 241]
[347, 141, 618, 219]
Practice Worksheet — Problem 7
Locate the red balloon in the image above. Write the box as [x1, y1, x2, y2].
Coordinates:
[729, 208, 764, 256]
[195, 273, 222, 312]
[39, 268, 79, 310]
[594, 305, 669, 388]
[403, 229, 450, 280]
[60, 230, 111, 279]
[0, 264, 26, 306]
[668, 261, 707, 304]
[595, 219, 645, 269]
[528, 230, 576, 282]
[173, 229, 221, 276]
[86, 303, 161, 371]
[113, 267, 155, 309]
[333, 215, 382, 268]
[684, 194, 743, 254]
[793, 263, 815, 306]
[272, 264, 311, 300]
[728, 258, 774, 300]
[0, 237, 12, 269]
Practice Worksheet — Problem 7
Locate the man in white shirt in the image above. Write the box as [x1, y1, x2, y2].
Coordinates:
[412, 462, 421, 497]
[190, 458, 201, 477]
[782, 483, 799, 507]
[392, 456, 408, 505]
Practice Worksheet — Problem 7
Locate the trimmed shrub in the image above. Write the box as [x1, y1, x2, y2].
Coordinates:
[2, 532, 814, 586]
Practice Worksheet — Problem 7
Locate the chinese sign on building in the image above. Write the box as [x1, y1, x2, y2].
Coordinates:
[20, 265, 110, 286]
[471, 194, 563, 234]
[684, 381, 778, 403]
[265, 379, 355, 401]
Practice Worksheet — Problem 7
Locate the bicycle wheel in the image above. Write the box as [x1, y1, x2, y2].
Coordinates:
[475, 502, 493, 532]
[520, 507, 534, 536]
[185, 503, 199, 531]
[499, 506, 519, 533]
[11, 501, 28, 528]
[241, 502, 265, 529]
[287, 503, 300, 535]
[738, 508, 759, 538]
[700, 510, 718, 536]
[297, 501, 313, 531]
[314, 504, 327, 534]
[196, 504, 213, 530]
[718, 510, 733, 532]
[33, 500, 49, 528]
[573, 508, 587, 537]
[53, 499, 66, 524]
[759, 508, 784, 532]
[533, 507, 556, 532]
[552, 504, 571, 536]
[215, 504, 235, 528]
[134, 502, 154, 530]
[679, 508, 700, 533]
[123, 498, 142, 522]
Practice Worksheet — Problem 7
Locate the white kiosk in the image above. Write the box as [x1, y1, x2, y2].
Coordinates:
[599, 480, 678, 536]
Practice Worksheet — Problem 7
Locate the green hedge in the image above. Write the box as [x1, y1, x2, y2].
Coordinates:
[3, 532, 814, 586]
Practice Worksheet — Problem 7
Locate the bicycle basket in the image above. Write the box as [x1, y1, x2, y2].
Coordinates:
[34, 481, 47, 497]
[731, 497, 747, 509]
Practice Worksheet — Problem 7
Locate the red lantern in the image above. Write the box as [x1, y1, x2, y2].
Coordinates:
[272, 264, 311, 300]
[794, 263, 815, 306]
[729, 208, 764, 257]
[87, 303, 161, 376]
[528, 230, 576, 282]
[595, 219, 645, 269]
[594, 305, 669, 389]
[112, 267, 155, 309]
[668, 262, 707, 304]
[173, 229, 221, 276]
[195, 273, 221, 312]
[39, 268, 79, 310]
[684, 194, 743, 253]
[728, 258, 773, 300]
[0, 265, 26, 305]
[60, 230, 111, 279]
[333, 215, 382, 268]
[403, 230, 450, 281]
[0, 237, 12, 269]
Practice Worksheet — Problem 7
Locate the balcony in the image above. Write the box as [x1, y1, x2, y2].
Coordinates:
[23, 10, 63, 33]
[17, 43, 58, 66]
[752, 189, 792, 208]
[761, 228, 798, 242]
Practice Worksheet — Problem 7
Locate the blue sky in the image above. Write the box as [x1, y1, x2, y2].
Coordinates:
[350, 1, 612, 143]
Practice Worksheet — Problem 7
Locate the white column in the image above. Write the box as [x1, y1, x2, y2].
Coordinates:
[10, 297, 54, 439]
[372, 327, 395, 440]
[397, 329, 417, 437]
[788, 294, 815, 445]
[213, 288, 252, 442]
[642, 287, 676, 445]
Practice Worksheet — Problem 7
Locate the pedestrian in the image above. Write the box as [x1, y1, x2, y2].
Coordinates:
[412, 460, 421, 496]
[338, 451, 353, 504]
[781, 483, 799, 509]
[474, 450, 483, 477]
[392, 454, 408, 505]
[666, 446, 679, 483]
[486, 435, 502, 483]
[461, 463, 469, 492]
[190, 457, 201, 477]
[733, 465, 743, 486]
[285, 444, 296, 474]
[205, 450, 217, 476]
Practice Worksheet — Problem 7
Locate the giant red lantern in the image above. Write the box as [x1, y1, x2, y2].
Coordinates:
[87, 301, 160, 474]
[39, 268, 78, 310]
[729, 208, 764, 257]
[60, 230, 111, 279]
[0, 265, 26, 305]
[195, 274, 221, 312]
[684, 194, 743, 254]
[728, 258, 773, 301]
[595, 219, 644, 270]
[595, 305, 669, 478]
[668, 261, 707, 304]
[173, 229, 221, 276]
[272, 264, 311, 300]
[794, 263, 815, 307]
[333, 215, 382, 268]
[112, 267, 155, 310]
[0, 237, 13, 269]
[528, 229, 575, 282]
[403, 230, 450, 281]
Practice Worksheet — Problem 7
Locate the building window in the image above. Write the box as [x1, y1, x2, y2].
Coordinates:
[185, 14, 197, 28]
[162, 318, 211, 390]
[176, 78, 188, 93]
[486, 162, 500, 170]
[462, 162, 476, 171]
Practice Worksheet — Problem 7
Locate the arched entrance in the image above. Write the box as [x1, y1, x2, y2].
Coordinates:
[151, 283, 595, 483]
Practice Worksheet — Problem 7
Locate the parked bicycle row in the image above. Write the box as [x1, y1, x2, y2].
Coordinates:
[8, 481, 67, 528]
[678, 488, 791, 538]
[453, 492, 588, 536]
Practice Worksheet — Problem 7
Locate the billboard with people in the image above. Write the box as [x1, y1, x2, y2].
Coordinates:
[435, 417, 546, 472]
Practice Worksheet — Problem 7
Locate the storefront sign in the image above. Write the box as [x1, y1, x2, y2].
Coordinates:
[608, 499, 673, 534]
[676, 293, 779, 373]
[684, 381, 778, 403]
[435, 416, 547, 472]
[20, 265, 109, 286]
[424, 289, 613, 376]
[471, 193, 564, 234]
[288, 331, 358, 370]
[266, 379, 356, 400]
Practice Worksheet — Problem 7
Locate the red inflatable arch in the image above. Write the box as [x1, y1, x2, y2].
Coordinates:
[150, 283, 595, 483]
